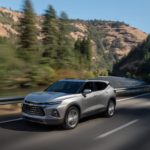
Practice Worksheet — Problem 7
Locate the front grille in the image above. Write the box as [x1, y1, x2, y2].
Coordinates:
[22, 104, 45, 116]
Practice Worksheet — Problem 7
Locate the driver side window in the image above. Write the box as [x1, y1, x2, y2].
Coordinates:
[82, 82, 94, 92]
[94, 82, 108, 91]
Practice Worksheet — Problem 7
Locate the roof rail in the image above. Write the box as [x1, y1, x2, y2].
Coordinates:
[64, 78, 79, 80]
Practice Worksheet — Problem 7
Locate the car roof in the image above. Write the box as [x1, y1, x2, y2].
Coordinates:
[60, 79, 110, 84]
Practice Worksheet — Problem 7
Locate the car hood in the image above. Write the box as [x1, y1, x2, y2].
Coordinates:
[25, 91, 78, 103]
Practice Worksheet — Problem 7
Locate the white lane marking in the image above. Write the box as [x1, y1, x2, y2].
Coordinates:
[96, 119, 139, 139]
[0, 118, 23, 124]
[117, 93, 150, 102]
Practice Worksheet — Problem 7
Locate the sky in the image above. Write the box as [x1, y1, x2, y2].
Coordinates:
[0, 0, 149, 33]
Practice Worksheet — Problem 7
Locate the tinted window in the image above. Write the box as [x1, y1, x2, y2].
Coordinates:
[82, 82, 95, 92]
[46, 81, 84, 94]
[94, 82, 108, 91]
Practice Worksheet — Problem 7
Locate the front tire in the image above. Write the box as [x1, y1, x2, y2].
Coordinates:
[63, 106, 79, 130]
[105, 100, 116, 117]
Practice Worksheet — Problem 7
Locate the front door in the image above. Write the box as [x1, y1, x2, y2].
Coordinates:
[82, 82, 97, 114]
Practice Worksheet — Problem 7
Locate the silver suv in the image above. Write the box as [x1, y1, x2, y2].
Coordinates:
[22, 79, 116, 129]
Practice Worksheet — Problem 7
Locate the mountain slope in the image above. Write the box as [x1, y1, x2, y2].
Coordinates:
[0, 7, 147, 63]
[70, 20, 147, 59]
[112, 35, 150, 81]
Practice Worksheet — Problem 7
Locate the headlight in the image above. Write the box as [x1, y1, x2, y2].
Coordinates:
[44, 101, 62, 105]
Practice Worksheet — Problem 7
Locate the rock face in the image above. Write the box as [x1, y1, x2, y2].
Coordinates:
[103, 24, 147, 59]
[0, 7, 148, 61]
[70, 21, 147, 60]
[0, 23, 18, 37]
[0, 8, 22, 22]
[0, 8, 22, 37]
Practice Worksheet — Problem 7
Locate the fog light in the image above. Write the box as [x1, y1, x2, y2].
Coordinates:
[51, 109, 60, 117]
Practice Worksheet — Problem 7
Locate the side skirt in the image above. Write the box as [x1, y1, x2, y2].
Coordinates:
[80, 108, 107, 119]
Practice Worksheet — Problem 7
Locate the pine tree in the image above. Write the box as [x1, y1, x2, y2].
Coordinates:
[18, 0, 38, 60]
[42, 5, 58, 62]
[84, 37, 92, 62]
[74, 38, 82, 68]
[74, 37, 92, 69]
[56, 11, 73, 68]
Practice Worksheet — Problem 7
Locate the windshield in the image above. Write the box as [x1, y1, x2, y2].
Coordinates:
[45, 81, 84, 94]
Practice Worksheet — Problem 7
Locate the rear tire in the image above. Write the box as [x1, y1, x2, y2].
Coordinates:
[105, 100, 116, 117]
[63, 106, 79, 130]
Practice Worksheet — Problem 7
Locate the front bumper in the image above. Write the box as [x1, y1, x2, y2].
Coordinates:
[22, 113, 64, 125]
[22, 102, 66, 125]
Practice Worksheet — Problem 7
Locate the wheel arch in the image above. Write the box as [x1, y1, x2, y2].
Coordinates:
[66, 103, 81, 118]
[109, 97, 116, 106]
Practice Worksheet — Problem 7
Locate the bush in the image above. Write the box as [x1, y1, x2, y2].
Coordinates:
[30, 66, 56, 86]
[94, 69, 108, 77]
[82, 71, 95, 79]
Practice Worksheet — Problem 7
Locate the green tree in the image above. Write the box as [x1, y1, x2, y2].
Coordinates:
[82, 37, 92, 62]
[74, 37, 92, 69]
[56, 11, 74, 68]
[74, 38, 82, 68]
[74, 38, 82, 52]
[18, 0, 38, 61]
[42, 5, 58, 63]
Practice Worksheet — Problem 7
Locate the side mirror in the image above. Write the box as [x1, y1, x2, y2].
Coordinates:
[83, 89, 92, 96]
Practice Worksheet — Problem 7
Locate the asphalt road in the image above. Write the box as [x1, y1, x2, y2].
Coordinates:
[0, 93, 150, 150]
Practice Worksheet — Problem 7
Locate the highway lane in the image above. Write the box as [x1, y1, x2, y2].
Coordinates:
[0, 93, 150, 150]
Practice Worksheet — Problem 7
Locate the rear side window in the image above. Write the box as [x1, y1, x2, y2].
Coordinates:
[94, 82, 108, 91]
[82, 82, 95, 92]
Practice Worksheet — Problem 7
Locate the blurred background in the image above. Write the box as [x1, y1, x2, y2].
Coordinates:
[0, 0, 150, 97]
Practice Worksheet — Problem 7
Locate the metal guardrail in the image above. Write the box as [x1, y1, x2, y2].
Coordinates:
[116, 85, 150, 91]
[0, 85, 150, 105]
[0, 96, 24, 105]
[116, 85, 150, 96]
